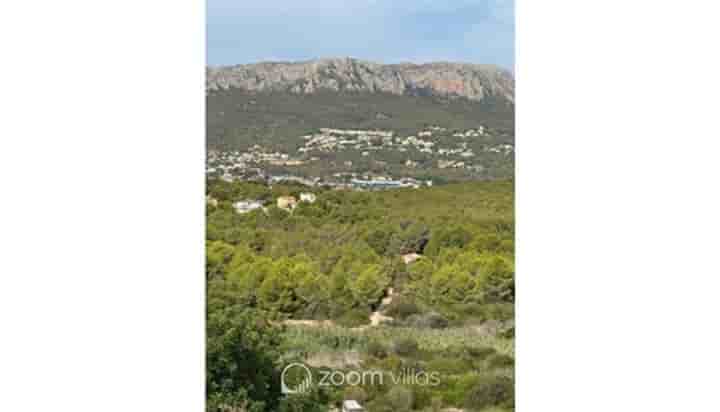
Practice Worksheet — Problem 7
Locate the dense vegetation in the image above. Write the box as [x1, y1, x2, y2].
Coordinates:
[207, 179, 514, 411]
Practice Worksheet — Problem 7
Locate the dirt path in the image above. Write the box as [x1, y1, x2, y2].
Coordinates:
[283, 287, 396, 330]
[369, 287, 395, 326]
[380, 287, 395, 306]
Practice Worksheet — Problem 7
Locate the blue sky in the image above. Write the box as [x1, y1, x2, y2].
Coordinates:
[207, 0, 514, 70]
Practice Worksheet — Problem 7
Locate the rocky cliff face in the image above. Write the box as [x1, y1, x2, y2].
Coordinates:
[207, 57, 514, 103]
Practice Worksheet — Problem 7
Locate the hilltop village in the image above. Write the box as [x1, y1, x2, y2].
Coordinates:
[206, 124, 514, 188]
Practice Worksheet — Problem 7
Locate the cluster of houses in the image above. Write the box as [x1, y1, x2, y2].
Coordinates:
[206, 123, 513, 185]
[437, 159, 467, 169]
[299, 128, 395, 153]
[206, 146, 308, 181]
[485, 143, 514, 154]
[452, 126, 485, 138]
[296, 125, 494, 160]
[297, 126, 488, 159]
[230, 192, 317, 215]
[350, 177, 431, 190]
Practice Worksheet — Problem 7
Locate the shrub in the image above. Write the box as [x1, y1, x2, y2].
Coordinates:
[500, 325, 515, 339]
[456, 303, 488, 319]
[366, 399, 394, 412]
[463, 375, 514, 411]
[486, 354, 514, 370]
[377, 355, 402, 372]
[366, 341, 388, 359]
[407, 312, 449, 329]
[427, 358, 473, 375]
[343, 385, 368, 403]
[385, 299, 421, 319]
[393, 338, 419, 357]
[428, 396, 444, 412]
[386, 386, 414, 412]
[410, 386, 434, 411]
[426, 312, 450, 329]
[335, 308, 371, 328]
[465, 346, 497, 360]
[440, 374, 482, 406]
[479, 303, 514, 322]
[295, 301, 331, 320]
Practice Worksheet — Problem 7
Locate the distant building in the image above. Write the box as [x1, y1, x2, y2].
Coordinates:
[351, 179, 408, 190]
[277, 196, 298, 210]
[233, 200, 263, 214]
[402, 253, 422, 265]
[342, 400, 365, 412]
[299, 193, 317, 203]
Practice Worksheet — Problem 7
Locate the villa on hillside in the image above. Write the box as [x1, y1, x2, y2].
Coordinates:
[342, 400, 365, 412]
[277, 196, 298, 211]
[299, 192, 317, 203]
[233, 200, 263, 214]
[402, 253, 423, 265]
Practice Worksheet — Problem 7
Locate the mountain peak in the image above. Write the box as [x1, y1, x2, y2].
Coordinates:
[207, 58, 514, 103]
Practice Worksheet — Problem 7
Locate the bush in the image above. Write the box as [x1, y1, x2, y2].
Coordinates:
[295, 302, 331, 320]
[335, 308, 371, 328]
[486, 354, 514, 370]
[439, 374, 482, 406]
[427, 358, 473, 375]
[454, 303, 488, 321]
[453, 303, 514, 323]
[343, 385, 368, 403]
[500, 324, 515, 339]
[366, 341, 388, 359]
[407, 312, 449, 329]
[385, 299, 421, 319]
[465, 346, 497, 360]
[428, 396, 444, 412]
[366, 399, 394, 412]
[463, 375, 514, 411]
[377, 355, 402, 372]
[386, 386, 414, 412]
[393, 338, 419, 357]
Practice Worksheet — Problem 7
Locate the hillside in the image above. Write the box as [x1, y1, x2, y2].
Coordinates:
[206, 58, 515, 181]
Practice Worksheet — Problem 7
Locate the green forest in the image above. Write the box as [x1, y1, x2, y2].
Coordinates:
[207, 179, 515, 412]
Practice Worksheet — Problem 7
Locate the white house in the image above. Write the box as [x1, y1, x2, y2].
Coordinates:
[402, 253, 423, 265]
[342, 400, 365, 412]
[233, 200, 263, 214]
[277, 196, 298, 211]
[299, 192, 317, 203]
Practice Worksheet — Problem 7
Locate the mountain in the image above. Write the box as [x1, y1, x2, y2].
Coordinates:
[207, 58, 515, 181]
[207, 57, 514, 104]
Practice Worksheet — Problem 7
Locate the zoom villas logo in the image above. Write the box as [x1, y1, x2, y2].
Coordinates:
[281, 362, 440, 395]
[281, 363, 313, 394]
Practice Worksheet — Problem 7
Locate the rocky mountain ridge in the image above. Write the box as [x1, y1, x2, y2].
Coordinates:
[207, 57, 514, 103]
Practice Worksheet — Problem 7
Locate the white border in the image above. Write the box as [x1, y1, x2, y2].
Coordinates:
[0, 1, 205, 411]
[2, 1, 720, 410]
[518, 0, 720, 410]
